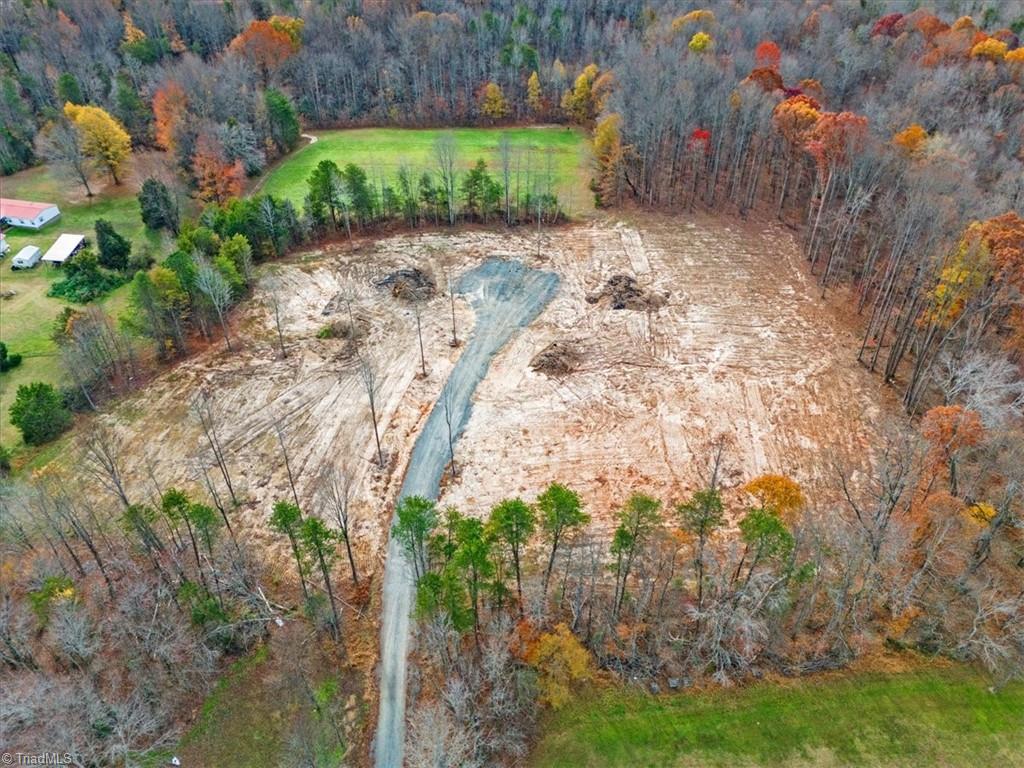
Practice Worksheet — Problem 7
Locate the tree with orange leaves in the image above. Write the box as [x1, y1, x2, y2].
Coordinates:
[746, 66, 783, 92]
[920, 405, 984, 496]
[152, 81, 187, 153]
[892, 123, 928, 156]
[772, 95, 820, 215]
[192, 135, 244, 203]
[229, 20, 297, 86]
[754, 40, 781, 69]
[975, 212, 1024, 353]
[804, 111, 868, 264]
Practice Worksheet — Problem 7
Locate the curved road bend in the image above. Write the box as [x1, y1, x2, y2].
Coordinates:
[373, 258, 560, 767]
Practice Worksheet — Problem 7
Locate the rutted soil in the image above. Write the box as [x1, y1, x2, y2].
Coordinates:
[440, 214, 902, 528]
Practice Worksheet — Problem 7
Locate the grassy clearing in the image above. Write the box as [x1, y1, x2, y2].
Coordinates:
[0, 163, 163, 447]
[260, 125, 594, 214]
[531, 666, 1024, 768]
[175, 629, 358, 768]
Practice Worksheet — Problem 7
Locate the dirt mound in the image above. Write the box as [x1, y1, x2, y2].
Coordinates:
[586, 273, 667, 310]
[531, 340, 583, 376]
[374, 268, 436, 301]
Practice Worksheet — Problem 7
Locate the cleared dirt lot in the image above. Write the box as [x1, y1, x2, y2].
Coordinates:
[441, 213, 903, 524]
[101, 214, 901, 562]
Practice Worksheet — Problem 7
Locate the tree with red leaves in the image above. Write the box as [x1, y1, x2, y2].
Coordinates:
[871, 13, 904, 38]
[192, 135, 244, 203]
[754, 40, 781, 69]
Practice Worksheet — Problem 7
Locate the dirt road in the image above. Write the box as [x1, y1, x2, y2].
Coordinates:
[373, 258, 560, 767]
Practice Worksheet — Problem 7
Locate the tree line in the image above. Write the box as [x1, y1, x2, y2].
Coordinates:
[396, 422, 1023, 765]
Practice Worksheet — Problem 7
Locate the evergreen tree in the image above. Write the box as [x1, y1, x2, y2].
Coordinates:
[9, 382, 73, 445]
[265, 88, 300, 152]
[95, 219, 132, 271]
[138, 178, 180, 234]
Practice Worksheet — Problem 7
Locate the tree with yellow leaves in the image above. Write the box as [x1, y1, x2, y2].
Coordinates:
[970, 38, 1008, 61]
[592, 113, 624, 206]
[561, 64, 599, 123]
[671, 9, 715, 34]
[742, 474, 805, 523]
[527, 71, 543, 115]
[268, 14, 304, 50]
[63, 102, 131, 185]
[923, 224, 990, 329]
[479, 81, 509, 121]
[525, 623, 592, 708]
[689, 32, 713, 53]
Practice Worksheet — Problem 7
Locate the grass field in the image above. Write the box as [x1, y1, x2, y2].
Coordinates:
[259, 126, 594, 214]
[531, 666, 1024, 767]
[0, 163, 168, 448]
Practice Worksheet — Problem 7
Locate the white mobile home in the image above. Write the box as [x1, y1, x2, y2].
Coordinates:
[41, 234, 85, 266]
[0, 233, 8, 255]
[0, 198, 61, 230]
[11, 245, 42, 269]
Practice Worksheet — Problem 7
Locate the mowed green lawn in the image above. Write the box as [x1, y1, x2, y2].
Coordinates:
[531, 666, 1024, 768]
[260, 126, 594, 214]
[0, 163, 168, 448]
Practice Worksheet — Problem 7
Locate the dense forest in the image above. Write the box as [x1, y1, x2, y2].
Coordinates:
[2, 1, 1023, 766]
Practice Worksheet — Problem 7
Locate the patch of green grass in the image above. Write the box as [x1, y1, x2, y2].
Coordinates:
[178, 645, 284, 765]
[259, 126, 593, 214]
[0, 162, 166, 448]
[177, 640, 352, 768]
[531, 666, 1024, 768]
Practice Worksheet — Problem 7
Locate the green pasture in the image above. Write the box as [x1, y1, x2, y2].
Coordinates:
[531, 665, 1024, 768]
[259, 126, 594, 214]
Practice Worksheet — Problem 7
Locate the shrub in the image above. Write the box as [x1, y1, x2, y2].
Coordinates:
[0, 341, 23, 372]
[47, 250, 126, 303]
[9, 381, 73, 445]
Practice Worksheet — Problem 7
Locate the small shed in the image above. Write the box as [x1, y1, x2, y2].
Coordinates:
[42, 234, 85, 266]
[12, 245, 42, 269]
[0, 198, 61, 230]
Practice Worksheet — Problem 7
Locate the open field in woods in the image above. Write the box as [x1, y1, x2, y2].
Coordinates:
[259, 126, 594, 214]
[530, 665, 1024, 768]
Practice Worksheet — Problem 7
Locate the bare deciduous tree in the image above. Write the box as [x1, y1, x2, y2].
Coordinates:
[80, 424, 131, 509]
[320, 465, 359, 584]
[191, 392, 238, 506]
[434, 132, 458, 226]
[358, 352, 386, 469]
[194, 257, 235, 352]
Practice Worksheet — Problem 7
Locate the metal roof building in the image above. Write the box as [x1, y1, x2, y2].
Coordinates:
[0, 198, 61, 230]
[41, 233, 85, 265]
